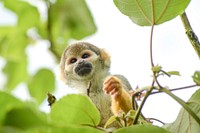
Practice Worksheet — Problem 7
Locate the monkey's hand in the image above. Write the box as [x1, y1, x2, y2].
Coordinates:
[103, 76, 132, 115]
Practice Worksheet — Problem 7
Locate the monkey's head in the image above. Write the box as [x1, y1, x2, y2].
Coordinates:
[60, 42, 111, 88]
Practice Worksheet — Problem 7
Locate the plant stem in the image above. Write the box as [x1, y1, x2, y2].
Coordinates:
[147, 118, 165, 125]
[160, 87, 200, 126]
[46, 1, 60, 60]
[133, 85, 154, 124]
[180, 12, 200, 59]
[150, 84, 198, 95]
[150, 25, 155, 67]
[133, 24, 155, 124]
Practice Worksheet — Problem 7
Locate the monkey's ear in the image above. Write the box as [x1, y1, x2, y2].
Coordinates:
[100, 49, 111, 68]
[59, 51, 68, 83]
[59, 66, 66, 83]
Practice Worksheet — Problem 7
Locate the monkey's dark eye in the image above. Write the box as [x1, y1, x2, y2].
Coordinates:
[82, 53, 90, 59]
[70, 58, 77, 64]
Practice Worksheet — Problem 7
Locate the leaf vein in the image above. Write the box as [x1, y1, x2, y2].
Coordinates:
[135, 0, 152, 25]
[187, 112, 192, 133]
[155, 0, 170, 23]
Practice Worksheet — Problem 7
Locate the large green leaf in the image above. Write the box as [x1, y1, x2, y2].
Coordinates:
[164, 89, 200, 133]
[28, 68, 55, 104]
[3, 107, 47, 130]
[0, 30, 28, 61]
[50, 94, 100, 126]
[3, 57, 28, 91]
[0, 126, 22, 133]
[48, 126, 103, 133]
[0, 0, 40, 59]
[0, 91, 25, 124]
[3, 0, 40, 30]
[0, 92, 48, 132]
[2, 125, 104, 133]
[49, 0, 97, 57]
[113, 0, 190, 26]
[115, 125, 170, 133]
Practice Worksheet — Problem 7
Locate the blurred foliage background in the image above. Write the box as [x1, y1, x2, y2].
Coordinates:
[0, 0, 96, 104]
[1, 0, 200, 132]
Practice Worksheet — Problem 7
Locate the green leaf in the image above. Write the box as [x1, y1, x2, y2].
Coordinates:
[49, 126, 103, 133]
[28, 68, 55, 104]
[50, 94, 101, 126]
[3, 107, 47, 130]
[104, 115, 119, 128]
[0, 91, 25, 124]
[0, 126, 103, 133]
[113, 0, 191, 26]
[164, 89, 200, 133]
[126, 110, 147, 124]
[167, 71, 181, 76]
[0, 29, 28, 61]
[3, 57, 28, 91]
[50, 0, 96, 39]
[160, 87, 200, 126]
[115, 125, 170, 133]
[0, 0, 40, 60]
[151, 65, 162, 73]
[0, 126, 22, 133]
[3, 0, 40, 30]
[49, 0, 97, 57]
[192, 71, 200, 85]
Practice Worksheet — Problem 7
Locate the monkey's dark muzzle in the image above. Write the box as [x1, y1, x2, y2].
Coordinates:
[75, 62, 92, 76]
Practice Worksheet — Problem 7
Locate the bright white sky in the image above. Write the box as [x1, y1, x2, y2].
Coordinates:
[0, 0, 200, 126]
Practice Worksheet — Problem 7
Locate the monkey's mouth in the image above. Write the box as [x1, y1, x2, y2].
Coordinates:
[75, 63, 92, 76]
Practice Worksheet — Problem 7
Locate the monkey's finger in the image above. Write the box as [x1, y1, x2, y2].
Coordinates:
[110, 88, 119, 95]
[103, 80, 118, 89]
[104, 83, 120, 94]
[104, 79, 120, 89]
[103, 85, 116, 94]
[104, 82, 118, 92]
[104, 76, 119, 85]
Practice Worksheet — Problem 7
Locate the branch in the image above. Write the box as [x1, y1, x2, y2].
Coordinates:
[133, 84, 154, 124]
[150, 84, 198, 95]
[146, 118, 165, 125]
[180, 12, 200, 59]
[46, 1, 61, 60]
[133, 24, 155, 124]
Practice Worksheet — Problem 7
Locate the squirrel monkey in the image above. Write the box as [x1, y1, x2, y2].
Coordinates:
[60, 42, 133, 126]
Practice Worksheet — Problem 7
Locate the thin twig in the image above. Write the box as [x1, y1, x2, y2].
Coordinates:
[46, 1, 60, 59]
[146, 118, 165, 125]
[133, 23, 156, 124]
[180, 12, 200, 59]
[150, 84, 198, 95]
[160, 70, 170, 77]
[133, 83, 154, 124]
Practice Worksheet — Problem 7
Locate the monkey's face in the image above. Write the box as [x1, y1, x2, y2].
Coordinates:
[60, 42, 111, 86]
[63, 47, 101, 81]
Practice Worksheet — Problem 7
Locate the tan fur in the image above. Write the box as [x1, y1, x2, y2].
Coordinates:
[59, 42, 132, 127]
[103, 76, 132, 115]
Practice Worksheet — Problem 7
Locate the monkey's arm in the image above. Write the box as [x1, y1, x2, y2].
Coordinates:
[103, 75, 133, 115]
